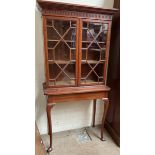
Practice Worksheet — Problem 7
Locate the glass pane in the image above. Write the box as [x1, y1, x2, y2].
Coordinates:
[46, 19, 76, 86]
[81, 21, 108, 85]
[49, 63, 75, 86]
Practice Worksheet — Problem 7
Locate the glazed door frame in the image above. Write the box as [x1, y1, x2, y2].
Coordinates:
[43, 15, 112, 87]
[78, 18, 112, 86]
[43, 16, 80, 87]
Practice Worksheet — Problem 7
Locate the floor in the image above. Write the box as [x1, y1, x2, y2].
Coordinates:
[41, 126, 120, 155]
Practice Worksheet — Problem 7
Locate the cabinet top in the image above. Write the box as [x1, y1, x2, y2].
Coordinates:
[37, 0, 118, 15]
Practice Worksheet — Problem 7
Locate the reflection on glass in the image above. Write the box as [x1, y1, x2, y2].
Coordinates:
[46, 19, 76, 86]
[81, 21, 108, 85]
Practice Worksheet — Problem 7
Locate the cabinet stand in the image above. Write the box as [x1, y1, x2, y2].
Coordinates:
[44, 85, 110, 152]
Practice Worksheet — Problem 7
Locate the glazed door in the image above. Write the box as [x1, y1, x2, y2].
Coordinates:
[44, 17, 79, 87]
[79, 19, 111, 85]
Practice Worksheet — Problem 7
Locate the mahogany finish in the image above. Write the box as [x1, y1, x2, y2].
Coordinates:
[43, 84, 110, 95]
[37, 0, 117, 152]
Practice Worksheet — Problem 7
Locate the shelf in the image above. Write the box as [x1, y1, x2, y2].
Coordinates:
[70, 27, 76, 29]
[46, 25, 76, 29]
[48, 60, 76, 64]
[82, 48, 106, 51]
[49, 78, 75, 86]
[49, 70, 104, 85]
[48, 48, 54, 50]
[81, 60, 105, 64]
[81, 79, 104, 84]
[48, 48, 76, 50]
[48, 60, 105, 64]
[47, 25, 53, 28]
[82, 41, 106, 44]
[48, 40, 76, 42]
[82, 27, 108, 31]
[49, 80, 75, 86]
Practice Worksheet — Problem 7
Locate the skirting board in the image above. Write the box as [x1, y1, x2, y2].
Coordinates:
[105, 121, 120, 146]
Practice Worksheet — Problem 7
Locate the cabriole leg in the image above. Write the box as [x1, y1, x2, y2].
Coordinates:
[92, 99, 96, 127]
[101, 98, 109, 141]
[46, 103, 55, 152]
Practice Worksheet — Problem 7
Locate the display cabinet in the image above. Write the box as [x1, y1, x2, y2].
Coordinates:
[37, 0, 117, 152]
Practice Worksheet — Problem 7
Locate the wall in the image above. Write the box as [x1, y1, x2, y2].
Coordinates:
[35, 0, 114, 134]
[46, 0, 114, 8]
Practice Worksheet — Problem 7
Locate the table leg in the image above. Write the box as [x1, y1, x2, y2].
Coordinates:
[101, 98, 109, 141]
[46, 103, 54, 152]
[92, 99, 96, 127]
